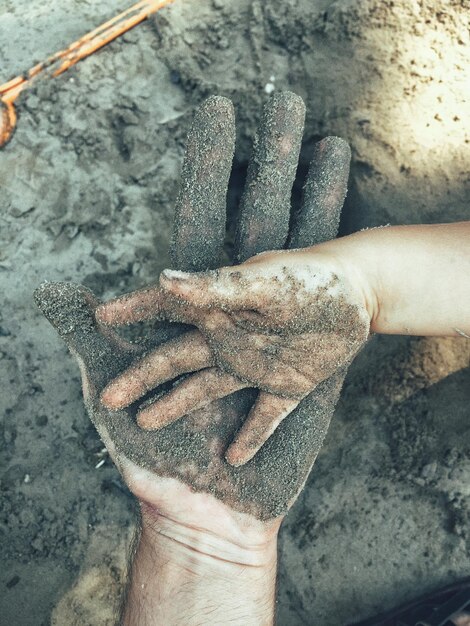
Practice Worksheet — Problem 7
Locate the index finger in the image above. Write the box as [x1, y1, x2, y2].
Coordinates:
[96, 284, 163, 325]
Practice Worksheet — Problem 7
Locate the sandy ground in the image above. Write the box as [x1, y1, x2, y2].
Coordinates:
[0, 0, 469, 624]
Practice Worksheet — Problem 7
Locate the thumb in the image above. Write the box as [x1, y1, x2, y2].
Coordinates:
[159, 266, 261, 310]
[34, 281, 138, 391]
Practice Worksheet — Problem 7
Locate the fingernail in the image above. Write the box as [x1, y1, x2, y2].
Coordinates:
[161, 269, 191, 282]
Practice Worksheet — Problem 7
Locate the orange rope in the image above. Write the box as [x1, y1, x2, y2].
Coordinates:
[0, 0, 174, 146]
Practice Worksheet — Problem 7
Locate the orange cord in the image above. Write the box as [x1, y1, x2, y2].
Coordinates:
[0, 0, 174, 147]
[0, 100, 16, 147]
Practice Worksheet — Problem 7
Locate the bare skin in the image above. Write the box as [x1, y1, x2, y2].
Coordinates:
[36, 93, 355, 624]
[119, 457, 280, 626]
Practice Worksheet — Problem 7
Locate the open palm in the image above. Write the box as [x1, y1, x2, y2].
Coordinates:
[38, 92, 353, 519]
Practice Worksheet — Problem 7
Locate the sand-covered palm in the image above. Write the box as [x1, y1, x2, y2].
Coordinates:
[157, 249, 370, 397]
[35, 93, 352, 520]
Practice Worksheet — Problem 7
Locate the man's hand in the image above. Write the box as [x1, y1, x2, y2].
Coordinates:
[35, 91, 357, 625]
[36, 91, 354, 519]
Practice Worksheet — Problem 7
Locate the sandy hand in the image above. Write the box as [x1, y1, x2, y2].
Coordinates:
[123, 252, 370, 465]
[160, 253, 370, 397]
[97, 95, 356, 469]
[40, 91, 354, 521]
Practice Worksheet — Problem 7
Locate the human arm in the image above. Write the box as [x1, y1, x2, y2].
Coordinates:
[120, 465, 279, 626]
[334, 221, 470, 337]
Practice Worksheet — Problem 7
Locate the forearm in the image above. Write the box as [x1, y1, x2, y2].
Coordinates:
[121, 504, 278, 626]
[312, 222, 470, 337]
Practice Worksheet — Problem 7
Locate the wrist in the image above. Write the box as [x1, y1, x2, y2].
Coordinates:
[302, 234, 379, 332]
[122, 501, 279, 626]
[120, 462, 281, 626]
[140, 500, 279, 569]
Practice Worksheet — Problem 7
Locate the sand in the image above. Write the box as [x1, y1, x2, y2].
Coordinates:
[1, 1, 469, 625]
